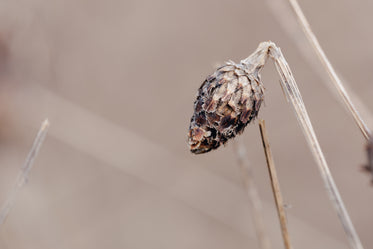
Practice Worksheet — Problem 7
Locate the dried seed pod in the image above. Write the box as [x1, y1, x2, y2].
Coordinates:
[188, 61, 265, 154]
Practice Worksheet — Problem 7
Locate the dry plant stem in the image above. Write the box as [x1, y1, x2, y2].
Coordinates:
[243, 41, 363, 249]
[0, 119, 50, 227]
[234, 141, 272, 249]
[267, 0, 373, 182]
[266, 0, 373, 130]
[261, 43, 363, 249]
[258, 120, 292, 249]
[287, 0, 372, 140]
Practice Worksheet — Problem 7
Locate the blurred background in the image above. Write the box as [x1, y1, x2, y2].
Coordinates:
[0, 0, 372, 248]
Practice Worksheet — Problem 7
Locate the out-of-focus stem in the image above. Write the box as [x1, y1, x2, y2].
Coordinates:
[234, 141, 272, 249]
[0, 119, 50, 227]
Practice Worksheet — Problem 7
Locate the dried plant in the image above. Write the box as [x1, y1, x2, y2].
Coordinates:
[188, 41, 363, 249]
[259, 119, 292, 249]
[267, 0, 373, 182]
[0, 119, 49, 227]
[188, 61, 264, 154]
[285, 0, 373, 185]
[285, 0, 372, 140]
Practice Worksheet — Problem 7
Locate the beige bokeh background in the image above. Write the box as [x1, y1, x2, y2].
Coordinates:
[0, 0, 372, 248]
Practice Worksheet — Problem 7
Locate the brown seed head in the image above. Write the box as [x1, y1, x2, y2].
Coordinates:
[188, 61, 265, 154]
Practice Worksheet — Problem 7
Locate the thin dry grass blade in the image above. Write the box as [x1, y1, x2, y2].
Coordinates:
[266, 0, 373, 134]
[285, 0, 372, 140]
[258, 120, 292, 249]
[0, 119, 50, 227]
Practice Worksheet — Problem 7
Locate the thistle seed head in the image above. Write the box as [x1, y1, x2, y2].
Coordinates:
[188, 61, 265, 154]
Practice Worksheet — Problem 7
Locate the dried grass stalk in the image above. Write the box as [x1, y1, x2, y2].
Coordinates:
[0, 119, 50, 227]
[188, 40, 363, 249]
[261, 42, 363, 249]
[286, 0, 372, 140]
[258, 120, 292, 249]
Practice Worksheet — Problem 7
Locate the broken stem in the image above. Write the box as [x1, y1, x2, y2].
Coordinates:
[258, 120, 292, 249]
[0, 119, 50, 227]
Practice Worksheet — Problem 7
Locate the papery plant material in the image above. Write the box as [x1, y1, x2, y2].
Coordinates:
[188, 41, 363, 249]
[188, 53, 266, 154]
